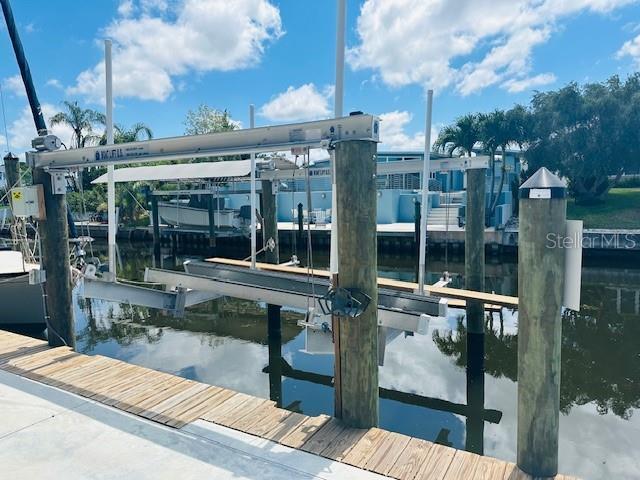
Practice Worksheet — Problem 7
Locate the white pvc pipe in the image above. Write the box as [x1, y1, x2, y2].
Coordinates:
[418, 89, 434, 294]
[330, 0, 346, 275]
[105, 39, 116, 281]
[250, 104, 257, 270]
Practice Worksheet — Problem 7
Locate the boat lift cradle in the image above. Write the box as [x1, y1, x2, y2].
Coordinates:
[27, 114, 451, 335]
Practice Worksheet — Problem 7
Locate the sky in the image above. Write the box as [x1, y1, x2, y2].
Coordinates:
[2, 0, 640, 158]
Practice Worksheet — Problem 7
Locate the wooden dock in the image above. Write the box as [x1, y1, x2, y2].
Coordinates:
[0, 329, 577, 480]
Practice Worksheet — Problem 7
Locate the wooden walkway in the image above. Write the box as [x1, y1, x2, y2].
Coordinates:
[205, 257, 518, 311]
[0, 329, 576, 480]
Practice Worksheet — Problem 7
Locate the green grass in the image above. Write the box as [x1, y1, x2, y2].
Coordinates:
[567, 188, 640, 229]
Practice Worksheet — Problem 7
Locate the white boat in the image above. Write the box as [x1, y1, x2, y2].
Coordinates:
[0, 249, 46, 331]
[158, 201, 244, 229]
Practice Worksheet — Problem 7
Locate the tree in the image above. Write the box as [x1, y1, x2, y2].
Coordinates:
[50, 100, 105, 148]
[525, 75, 640, 204]
[184, 105, 238, 135]
[478, 110, 505, 217]
[433, 114, 480, 157]
[99, 122, 153, 145]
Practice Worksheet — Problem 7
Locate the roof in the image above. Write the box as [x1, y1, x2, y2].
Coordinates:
[92, 159, 263, 184]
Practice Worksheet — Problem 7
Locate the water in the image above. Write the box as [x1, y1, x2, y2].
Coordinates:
[72, 241, 640, 480]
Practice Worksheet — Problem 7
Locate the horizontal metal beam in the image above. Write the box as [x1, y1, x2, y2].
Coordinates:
[27, 114, 380, 170]
[144, 263, 446, 334]
[260, 155, 490, 181]
[80, 277, 219, 317]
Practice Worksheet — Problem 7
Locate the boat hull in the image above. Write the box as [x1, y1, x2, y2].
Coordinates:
[158, 203, 241, 229]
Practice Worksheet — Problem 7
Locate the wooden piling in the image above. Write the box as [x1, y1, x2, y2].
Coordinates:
[334, 139, 379, 429]
[297, 202, 304, 251]
[32, 167, 75, 348]
[261, 180, 279, 264]
[465, 168, 486, 334]
[207, 194, 216, 252]
[517, 167, 566, 477]
[151, 196, 161, 263]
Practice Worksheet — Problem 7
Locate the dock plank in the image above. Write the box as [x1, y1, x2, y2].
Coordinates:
[244, 407, 304, 441]
[473, 456, 508, 480]
[320, 425, 368, 462]
[365, 431, 412, 475]
[414, 443, 457, 480]
[279, 414, 330, 449]
[387, 437, 433, 480]
[442, 450, 480, 480]
[300, 418, 347, 455]
[342, 427, 390, 469]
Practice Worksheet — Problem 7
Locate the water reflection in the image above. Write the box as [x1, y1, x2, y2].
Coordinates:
[71, 242, 640, 479]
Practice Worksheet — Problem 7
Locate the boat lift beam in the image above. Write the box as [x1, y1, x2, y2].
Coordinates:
[26, 114, 380, 171]
[144, 261, 448, 335]
[81, 277, 220, 318]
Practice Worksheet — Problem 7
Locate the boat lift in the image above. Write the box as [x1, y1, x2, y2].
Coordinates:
[27, 114, 448, 348]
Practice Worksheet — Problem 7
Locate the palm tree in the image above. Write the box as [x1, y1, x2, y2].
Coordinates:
[478, 110, 505, 215]
[100, 122, 153, 145]
[50, 100, 105, 148]
[433, 114, 480, 157]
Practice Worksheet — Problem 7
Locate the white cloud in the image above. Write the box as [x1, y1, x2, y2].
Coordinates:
[8, 104, 74, 158]
[502, 72, 557, 93]
[2, 75, 26, 98]
[45, 78, 63, 90]
[378, 110, 440, 152]
[69, 0, 283, 102]
[349, 0, 638, 96]
[617, 34, 640, 68]
[259, 83, 333, 122]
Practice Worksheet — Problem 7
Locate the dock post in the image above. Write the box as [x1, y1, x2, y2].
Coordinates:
[334, 139, 378, 428]
[261, 180, 279, 264]
[151, 196, 161, 263]
[414, 200, 421, 282]
[297, 202, 304, 250]
[517, 167, 566, 477]
[262, 178, 282, 365]
[33, 167, 75, 348]
[207, 193, 216, 253]
[465, 167, 486, 334]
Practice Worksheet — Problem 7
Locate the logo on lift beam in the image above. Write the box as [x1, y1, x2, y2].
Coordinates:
[95, 148, 124, 161]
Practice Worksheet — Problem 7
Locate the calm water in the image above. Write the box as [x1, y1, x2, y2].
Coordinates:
[71, 241, 640, 480]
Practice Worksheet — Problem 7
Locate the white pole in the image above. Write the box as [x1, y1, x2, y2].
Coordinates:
[105, 39, 116, 281]
[330, 0, 346, 275]
[250, 104, 257, 270]
[418, 89, 434, 294]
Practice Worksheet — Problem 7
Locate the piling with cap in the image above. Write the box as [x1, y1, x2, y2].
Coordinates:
[517, 166, 567, 477]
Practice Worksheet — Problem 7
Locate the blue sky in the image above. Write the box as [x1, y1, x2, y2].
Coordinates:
[2, 0, 640, 156]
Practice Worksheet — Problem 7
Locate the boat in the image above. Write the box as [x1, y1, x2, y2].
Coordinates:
[158, 199, 243, 229]
[0, 249, 46, 331]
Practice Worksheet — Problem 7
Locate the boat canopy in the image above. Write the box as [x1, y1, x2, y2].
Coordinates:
[91, 159, 267, 184]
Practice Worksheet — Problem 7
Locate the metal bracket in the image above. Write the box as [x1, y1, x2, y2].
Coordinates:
[318, 287, 371, 318]
[51, 171, 67, 195]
